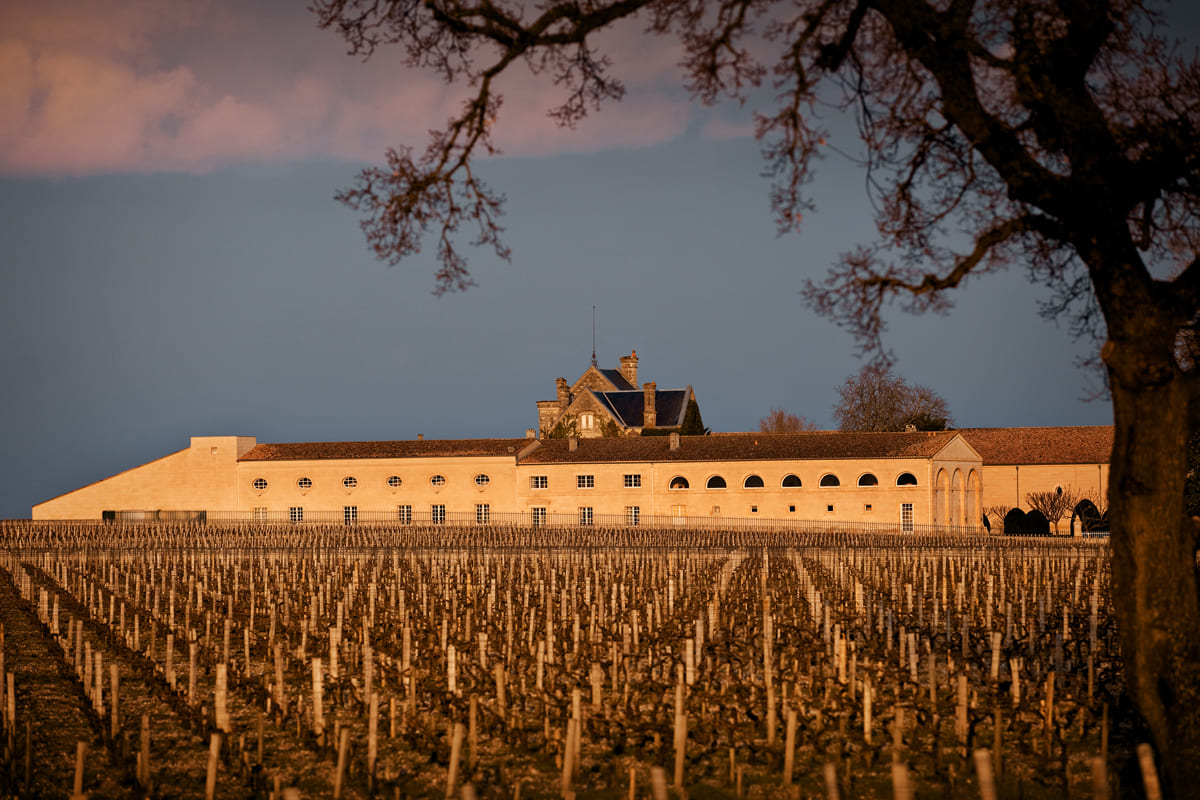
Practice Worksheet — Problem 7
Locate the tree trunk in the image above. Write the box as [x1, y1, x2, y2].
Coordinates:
[1106, 342, 1200, 797]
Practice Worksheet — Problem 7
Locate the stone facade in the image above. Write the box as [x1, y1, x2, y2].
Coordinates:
[33, 430, 989, 533]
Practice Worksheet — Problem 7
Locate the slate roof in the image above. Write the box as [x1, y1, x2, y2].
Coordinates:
[240, 438, 531, 462]
[597, 369, 634, 390]
[593, 388, 690, 428]
[956, 426, 1112, 465]
[519, 430, 964, 464]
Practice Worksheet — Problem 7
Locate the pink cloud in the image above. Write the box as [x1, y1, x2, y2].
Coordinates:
[0, 0, 733, 176]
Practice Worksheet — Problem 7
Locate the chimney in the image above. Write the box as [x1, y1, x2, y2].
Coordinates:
[568, 437, 578, 452]
[619, 350, 639, 387]
[525, 428, 536, 439]
[417, 433, 424, 441]
[556, 377, 570, 409]
[643, 381, 657, 428]
[669, 431, 680, 451]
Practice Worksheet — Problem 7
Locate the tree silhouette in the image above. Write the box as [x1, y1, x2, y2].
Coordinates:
[758, 408, 819, 433]
[834, 363, 952, 431]
[313, 1, 1200, 787]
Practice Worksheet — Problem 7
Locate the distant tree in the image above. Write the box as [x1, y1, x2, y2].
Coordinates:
[1073, 497, 1108, 533]
[1024, 509, 1051, 537]
[1026, 487, 1079, 535]
[313, 0, 1200, 784]
[985, 505, 1011, 533]
[543, 417, 579, 440]
[833, 364, 952, 432]
[679, 397, 709, 436]
[1003, 508, 1028, 536]
[759, 408, 819, 433]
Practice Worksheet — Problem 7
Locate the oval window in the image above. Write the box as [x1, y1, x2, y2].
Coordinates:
[252, 478, 268, 491]
[342, 476, 358, 489]
[743, 475, 765, 488]
[297, 477, 312, 490]
[431, 474, 446, 487]
[475, 474, 490, 487]
[387, 475, 403, 488]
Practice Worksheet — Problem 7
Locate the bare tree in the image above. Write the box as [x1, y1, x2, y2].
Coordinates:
[1026, 487, 1079, 535]
[984, 504, 1011, 533]
[313, 1, 1200, 786]
[834, 363, 952, 431]
[758, 408, 819, 433]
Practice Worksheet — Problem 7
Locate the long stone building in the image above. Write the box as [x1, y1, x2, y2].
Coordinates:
[33, 430, 987, 531]
[29, 351, 1114, 533]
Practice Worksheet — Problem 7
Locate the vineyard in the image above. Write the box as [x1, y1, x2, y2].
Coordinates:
[0, 522, 1151, 798]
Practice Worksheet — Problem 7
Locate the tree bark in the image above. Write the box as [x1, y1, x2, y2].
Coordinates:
[1106, 340, 1200, 797]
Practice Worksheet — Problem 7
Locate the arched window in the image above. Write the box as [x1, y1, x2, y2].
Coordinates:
[819, 474, 840, 487]
[858, 473, 879, 486]
[896, 472, 918, 486]
[670, 476, 690, 490]
[706, 476, 727, 489]
[781, 474, 802, 488]
[743, 475, 765, 488]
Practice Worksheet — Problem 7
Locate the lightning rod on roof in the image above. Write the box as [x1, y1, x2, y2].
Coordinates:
[592, 305, 597, 367]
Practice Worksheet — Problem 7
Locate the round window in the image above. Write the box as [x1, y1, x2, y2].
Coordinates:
[387, 475, 403, 488]
[343, 476, 358, 489]
[431, 475, 446, 487]
[252, 478, 268, 491]
[297, 477, 312, 490]
[475, 474, 490, 487]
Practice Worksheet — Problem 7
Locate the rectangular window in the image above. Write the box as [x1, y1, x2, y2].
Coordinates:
[343, 506, 358, 525]
[580, 413, 594, 431]
[431, 504, 446, 525]
[476, 504, 490, 525]
[531, 507, 547, 527]
[289, 507, 304, 523]
[253, 507, 268, 522]
[625, 506, 640, 526]
[865, 503, 873, 512]
[711, 505, 721, 515]
[826, 504, 834, 513]
[624, 474, 642, 488]
[578, 507, 594, 526]
[901, 503, 914, 533]
[530, 475, 548, 489]
[672, 504, 686, 517]
[577, 475, 595, 489]
[751, 505, 758, 514]
[788, 505, 796, 513]
[397, 505, 412, 524]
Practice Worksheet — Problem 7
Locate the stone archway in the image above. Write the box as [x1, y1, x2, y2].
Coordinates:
[951, 469, 964, 527]
[934, 469, 949, 528]
[966, 469, 982, 531]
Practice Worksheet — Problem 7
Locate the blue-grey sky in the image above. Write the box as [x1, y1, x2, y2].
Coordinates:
[6, 0, 1186, 518]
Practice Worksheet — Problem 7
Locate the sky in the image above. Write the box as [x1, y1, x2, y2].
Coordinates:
[5, 0, 1187, 519]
